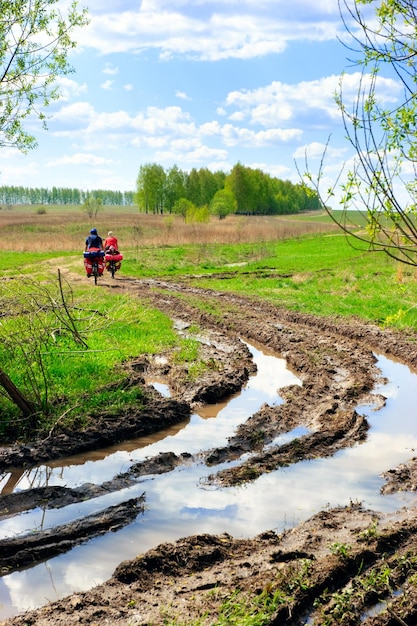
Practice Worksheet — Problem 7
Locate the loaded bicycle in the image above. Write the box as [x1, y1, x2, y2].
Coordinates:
[83, 248, 105, 285]
[104, 246, 123, 279]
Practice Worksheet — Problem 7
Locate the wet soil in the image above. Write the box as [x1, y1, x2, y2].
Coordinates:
[1, 275, 417, 625]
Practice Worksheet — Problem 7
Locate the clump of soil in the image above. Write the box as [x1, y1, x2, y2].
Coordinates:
[1, 276, 417, 626]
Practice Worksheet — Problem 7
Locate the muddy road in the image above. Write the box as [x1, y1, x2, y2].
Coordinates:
[1, 275, 417, 625]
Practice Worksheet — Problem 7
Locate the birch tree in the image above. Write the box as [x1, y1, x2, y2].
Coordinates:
[311, 0, 417, 267]
[0, 0, 88, 152]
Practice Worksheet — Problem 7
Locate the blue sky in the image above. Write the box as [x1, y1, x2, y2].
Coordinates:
[0, 0, 401, 205]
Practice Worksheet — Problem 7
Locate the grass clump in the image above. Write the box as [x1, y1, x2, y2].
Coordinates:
[162, 586, 289, 626]
[0, 279, 181, 439]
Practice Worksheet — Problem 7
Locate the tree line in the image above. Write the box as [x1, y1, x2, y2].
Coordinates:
[0, 163, 321, 217]
[0, 186, 135, 206]
[135, 162, 322, 218]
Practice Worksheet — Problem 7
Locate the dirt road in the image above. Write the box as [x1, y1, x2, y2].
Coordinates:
[1, 275, 417, 625]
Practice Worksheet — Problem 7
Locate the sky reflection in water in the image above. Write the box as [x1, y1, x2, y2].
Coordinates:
[0, 349, 416, 618]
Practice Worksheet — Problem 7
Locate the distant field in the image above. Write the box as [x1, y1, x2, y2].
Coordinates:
[0, 205, 341, 252]
[5, 203, 414, 330]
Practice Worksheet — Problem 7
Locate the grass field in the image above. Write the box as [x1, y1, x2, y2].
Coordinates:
[1, 204, 339, 252]
[0, 205, 416, 435]
[2, 204, 416, 330]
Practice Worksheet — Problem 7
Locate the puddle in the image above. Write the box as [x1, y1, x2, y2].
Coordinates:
[148, 380, 170, 397]
[0, 348, 417, 618]
[360, 588, 403, 621]
[266, 426, 310, 449]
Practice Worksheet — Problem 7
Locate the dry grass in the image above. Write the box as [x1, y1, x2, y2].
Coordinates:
[0, 204, 339, 252]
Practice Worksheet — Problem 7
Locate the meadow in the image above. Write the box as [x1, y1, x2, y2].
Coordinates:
[1, 204, 416, 436]
[1, 203, 414, 328]
[0, 203, 341, 252]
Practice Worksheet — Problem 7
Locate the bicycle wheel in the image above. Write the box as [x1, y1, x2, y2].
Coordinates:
[93, 262, 98, 285]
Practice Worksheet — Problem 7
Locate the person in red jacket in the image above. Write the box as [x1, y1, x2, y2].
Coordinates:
[104, 231, 119, 252]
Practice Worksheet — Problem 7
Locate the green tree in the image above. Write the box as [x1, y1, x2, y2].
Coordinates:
[82, 196, 103, 219]
[172, 197, 195, 219]
[185, 168, 202, 206]
[184, 167, 224, 207]
[226, 163, 256, 214]
[135, 163, 166, 213]
[197, 167, 225, 206]
[0, 0, 89, 152]
[165, 165, 186, 213]
[226, 164, 298, 215]
[210, 188, 236, 219]
[250, 168, 276, 215]
[185, 204, 210, 223]
[308, 0, 417, 267]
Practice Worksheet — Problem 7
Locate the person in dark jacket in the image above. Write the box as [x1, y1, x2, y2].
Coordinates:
[84, 228, 103, 251]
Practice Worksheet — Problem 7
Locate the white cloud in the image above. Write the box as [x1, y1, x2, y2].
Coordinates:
[254, 162, 292, 179]
[338, 71, 400, 106]
[0, 147, 23, 161]
[101, 79, 114, 90]
[225, 78, 340, 126]
[75, 0, 346, 60]
[49, 102, 97, 135]
[103, 63, 119, 75]
[223, 72, 402, 131]
[229, 111, 245, 122]
[0, 161, 40, 185]
[47, 153, 113, 167]
[293, 141, 346, 160]
[176, 90, 191, 101]
[155, 145, 228, 163]
[55, 77, 88, 102]
[199, 121, 222, 136]
[220, 124, 302, 147]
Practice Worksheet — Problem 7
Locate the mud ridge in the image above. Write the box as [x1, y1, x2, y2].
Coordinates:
[1, 276, 417, 625]
[0, 495, 145, 574]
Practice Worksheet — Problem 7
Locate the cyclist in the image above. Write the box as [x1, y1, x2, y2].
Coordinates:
[85, 228, 104, 251]
[104, 231, 119, 252]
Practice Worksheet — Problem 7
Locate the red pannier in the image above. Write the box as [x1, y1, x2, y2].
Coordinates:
[105, 250, 123, 272]
[83, 248, 105, 276]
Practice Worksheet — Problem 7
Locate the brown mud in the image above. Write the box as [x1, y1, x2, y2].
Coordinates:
[1, 275, 417, 625]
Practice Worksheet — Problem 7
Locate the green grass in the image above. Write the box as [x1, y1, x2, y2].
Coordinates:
[123, 233, 417, 330]
[123, 241, 285, 276]
[122, 233, 362, 277]
[160, 587, 289, 626]
[2, 227, 417, 439]
[2, 251, 70, 272]
[0, 285, 181, 434]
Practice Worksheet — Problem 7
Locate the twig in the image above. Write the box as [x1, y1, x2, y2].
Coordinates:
[57, 269, 88, 347]
[42, 403, 80, 441]
[387, 606, 409, 626]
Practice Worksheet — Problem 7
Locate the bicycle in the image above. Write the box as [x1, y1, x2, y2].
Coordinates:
[91, 257, 100, 284]
[105, 247, 123, 279]
[84, 248, 105, 284]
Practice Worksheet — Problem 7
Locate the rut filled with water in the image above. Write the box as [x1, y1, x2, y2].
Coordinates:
[0, 341, 416, 620]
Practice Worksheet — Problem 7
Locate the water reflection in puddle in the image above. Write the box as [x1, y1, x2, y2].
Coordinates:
[0, 348, 416, 619]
